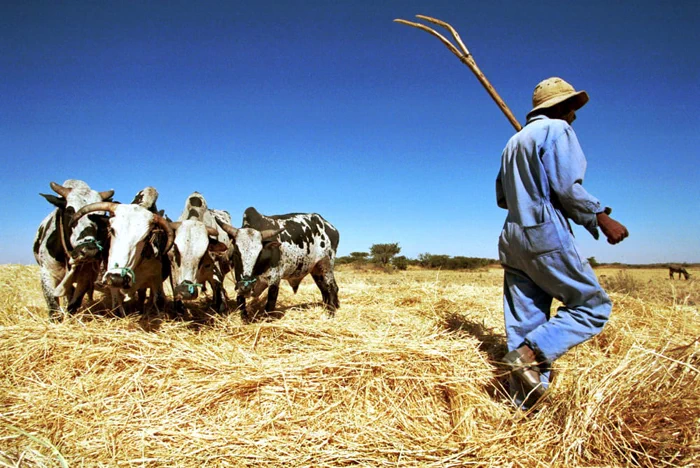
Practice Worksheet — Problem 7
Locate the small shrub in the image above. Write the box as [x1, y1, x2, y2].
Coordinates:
[602, 270, 643, 296]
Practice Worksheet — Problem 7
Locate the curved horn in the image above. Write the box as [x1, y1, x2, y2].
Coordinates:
[206, 226, 219, 237]
[170, 221, 182, 231]
[261, 228, 283, 241]
[50, 181, 71, 198]
[99, 189, 115, 200]
[153, 214, 175, 254]
[71, 202, 118, 227]
[215, 217, 239, 238]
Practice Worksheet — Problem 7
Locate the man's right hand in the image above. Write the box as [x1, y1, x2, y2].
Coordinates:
[596, 212, 629, 244]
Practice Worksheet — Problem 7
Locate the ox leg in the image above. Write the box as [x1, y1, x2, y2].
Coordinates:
[40, 272, 63, 321]
[67, 272, 95, 315]
[265, 284, 280, 312]
[110, 289, 126, 317]
[237, 295, 248, 322]
[213, 283, 228, 314]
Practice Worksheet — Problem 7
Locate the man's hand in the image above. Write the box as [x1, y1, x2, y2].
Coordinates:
[596, 212, 629, 245]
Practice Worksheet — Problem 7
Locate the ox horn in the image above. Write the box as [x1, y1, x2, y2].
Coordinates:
[71, 202, 119, 227]
[206, 226, 219, 237]
[50, 182, 72, 199]
[261, 228, 283, 241]
[169, 221, 182, 231]
[215, 217, 239, 238]
[153, 214, 175, 254]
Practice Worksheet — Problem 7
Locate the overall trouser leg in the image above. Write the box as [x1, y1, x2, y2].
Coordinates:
[503, 268, 553, 406]
[520, 244, 612, 362]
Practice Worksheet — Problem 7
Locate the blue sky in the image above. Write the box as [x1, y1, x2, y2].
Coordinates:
[2, 0, 698, 265]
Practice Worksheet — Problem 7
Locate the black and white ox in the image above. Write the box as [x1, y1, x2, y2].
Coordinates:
[72, 201, 174, 315]
[168, 192, 233, 314]
[34, 180, 114, 319]
[216, 207, 340, 321]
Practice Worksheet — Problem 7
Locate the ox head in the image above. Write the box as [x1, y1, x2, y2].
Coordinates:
[40, 180, 114, 264]
[215, 218, 282, 298]
[168, 220, 228, 300]
[72, 202, 173, 290]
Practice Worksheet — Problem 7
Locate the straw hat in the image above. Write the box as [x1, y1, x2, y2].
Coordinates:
[527, 77, 589, 118]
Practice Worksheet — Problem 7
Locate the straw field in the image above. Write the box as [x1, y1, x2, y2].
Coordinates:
[1, 264, 698, 467]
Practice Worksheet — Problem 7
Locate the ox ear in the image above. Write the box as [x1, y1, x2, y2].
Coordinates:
[208, 239, 229, 253]
[264, 241, 281, 250]
[40, 193, 66, 209]
[100, 190, 115, 201]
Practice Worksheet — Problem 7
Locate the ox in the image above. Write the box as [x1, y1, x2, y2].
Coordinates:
[669, 265, 691, 280]
[34, 180, 114, 319]
[72, 200, 173, 316]
[168, 192, 233, 314]
[216, 207, 339, 321]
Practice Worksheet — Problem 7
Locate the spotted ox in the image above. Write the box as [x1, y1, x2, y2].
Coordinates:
[168, 192, 233, 314]
[216, 207, 340, 321]
[33, 180, 114, 319]
[72, 201, 173, 316]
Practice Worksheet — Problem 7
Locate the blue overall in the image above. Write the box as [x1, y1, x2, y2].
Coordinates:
[496, 115, 612, 404]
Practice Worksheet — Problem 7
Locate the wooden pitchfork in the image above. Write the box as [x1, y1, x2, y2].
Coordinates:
[394, 15, 522, 132]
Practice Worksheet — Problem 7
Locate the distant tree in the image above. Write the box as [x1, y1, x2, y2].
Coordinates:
[393, 255, 409, 271]
[417, 253, 498, 270]
[336, 251, 370, 265]
[370, 243, 401, 266]
[587, 256, 599, 268]
[350, 252, 369, 262]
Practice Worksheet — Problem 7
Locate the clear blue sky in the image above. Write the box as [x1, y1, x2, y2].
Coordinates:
[2, 0, 698, 265]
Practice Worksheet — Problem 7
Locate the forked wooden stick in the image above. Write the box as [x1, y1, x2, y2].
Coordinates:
[394, 15, 522, 132]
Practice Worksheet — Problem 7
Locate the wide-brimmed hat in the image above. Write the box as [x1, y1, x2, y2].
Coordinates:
[527, 77, 589, 118]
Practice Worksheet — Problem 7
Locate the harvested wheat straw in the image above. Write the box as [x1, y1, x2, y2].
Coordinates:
[1, 265, 698, 467]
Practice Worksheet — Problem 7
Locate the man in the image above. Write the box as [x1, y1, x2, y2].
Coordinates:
[495, 77, 628, 408]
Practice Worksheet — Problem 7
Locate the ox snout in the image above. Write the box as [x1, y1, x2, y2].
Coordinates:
[236, 278, 257, 298]
[174, 281, 200, 301]
[102, 268, 135, 290]
[71, 240, 102, 263]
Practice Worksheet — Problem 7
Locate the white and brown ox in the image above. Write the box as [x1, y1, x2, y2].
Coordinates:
[72, 201, 173, 315]
[168, 192, 233, 314]
[34, 180, 114, 319]
[216, 207, 340, 321]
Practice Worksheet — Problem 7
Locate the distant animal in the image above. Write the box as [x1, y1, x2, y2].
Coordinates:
[72, 199, 174, 316]
[215, 207, 340, 322]
[34, 180, 114, 319]
[168, 192, 233, 314]
[669, 265, 690, 280]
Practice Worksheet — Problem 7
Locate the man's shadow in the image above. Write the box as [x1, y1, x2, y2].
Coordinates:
[437, 310, 511, 401]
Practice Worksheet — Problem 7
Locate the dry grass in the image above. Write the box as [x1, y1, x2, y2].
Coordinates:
[0, 264, 698, 467]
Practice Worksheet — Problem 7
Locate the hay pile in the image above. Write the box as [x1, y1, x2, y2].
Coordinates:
[1, 265, 698, 467]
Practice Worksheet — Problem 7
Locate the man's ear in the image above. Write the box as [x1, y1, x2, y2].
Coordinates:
[40, 193, 66, 209]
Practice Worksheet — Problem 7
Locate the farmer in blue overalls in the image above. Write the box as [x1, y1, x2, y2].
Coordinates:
[496, 77, 629, 408]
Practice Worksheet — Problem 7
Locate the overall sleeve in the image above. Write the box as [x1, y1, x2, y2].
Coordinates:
[496, 171, 507, 209]
[542, 126, 606, 239]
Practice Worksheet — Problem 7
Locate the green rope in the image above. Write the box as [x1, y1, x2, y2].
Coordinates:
[113, 263, 136, 284]
[240, 277, 257, 287]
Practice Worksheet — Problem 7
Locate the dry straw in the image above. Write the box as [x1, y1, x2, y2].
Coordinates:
[1, 265, 698, 467]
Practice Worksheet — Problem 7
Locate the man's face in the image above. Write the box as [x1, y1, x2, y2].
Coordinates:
[563, 109, 576, 125]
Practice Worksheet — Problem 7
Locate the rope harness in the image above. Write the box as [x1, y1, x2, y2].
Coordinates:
[112, 263, 136, 285]
[240, 276, 257, 288]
